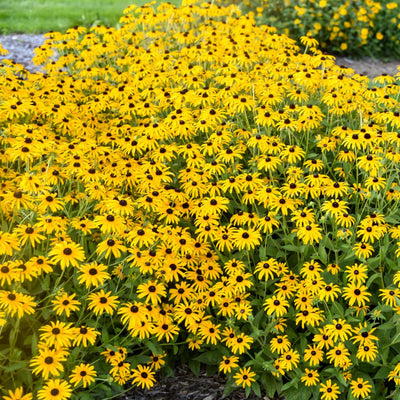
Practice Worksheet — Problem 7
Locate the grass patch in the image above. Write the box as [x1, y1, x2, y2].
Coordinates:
[0, 0, 181, 34]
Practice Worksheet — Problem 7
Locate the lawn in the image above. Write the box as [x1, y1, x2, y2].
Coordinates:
[0, 0, 181, 33]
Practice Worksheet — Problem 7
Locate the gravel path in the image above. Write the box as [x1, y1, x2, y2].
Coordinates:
[335, 56, 399, 78]
[1, 34, 400, 78]
[0, 34, 45, 72]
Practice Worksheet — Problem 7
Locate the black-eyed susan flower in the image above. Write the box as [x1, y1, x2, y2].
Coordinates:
[131, 364, 156, 389]
[343, 283, 371, 307]
[231, 227, 262, 251]
[148, 353, 166, 371]
[2, 387, 33, 400]
[87, 289, 119, 316]
[294, 223, 322, 244]
[319, 379, 340, 400]
[219, 355, 239, 374]
[300, 368, 320, 386]
[264, 295, 289, 317]
[69, 363, 97, 388]
[313, 326, 334, 350]
[388, 362, 400, 385]
[279, 349, 300, 371]
[296, 307, 324, 328]
[353, 242, 374, 259]
[96, 237, 127, 259]
[51, 292, 80, 317]
[137, 280, 167, 305]
[233, 366, 256, 388]
[270, 335, 291, 354]
[0, 231, 20, 256]
[48, 241, 85, 269]
[322, 199, 349, 217]
[379, 288, 400, 307]
[39, 321, 74, 348]
[229, 332, 254, 355]
[72, 325, 99, 347]
[326, 342, 351, 368]
[326, 318, 353, 342]
[30, 348, 67, 380]
[198, 320, 221, 345]
[152, 321, 179, 343]
[13, 224, 46, 248]
[350, 378, 372, 399]
[37, 379, 72, 400]
[318, 283, 341, 302]
[357, 342, 378, 362]
[78, 262, 110, 288]
[345, 263, 368, 285]
[0, 262, 19, 285]
[0, 290, 36, 318]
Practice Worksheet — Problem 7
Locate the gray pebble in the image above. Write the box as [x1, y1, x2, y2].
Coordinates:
[0, 34, 45, 72]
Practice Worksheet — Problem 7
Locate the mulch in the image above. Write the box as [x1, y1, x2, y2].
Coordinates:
[115, 366, 275, 400]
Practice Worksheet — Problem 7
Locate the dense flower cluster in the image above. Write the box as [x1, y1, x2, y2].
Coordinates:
[1, 1, 400, 399]
[238, 0, 400, 59]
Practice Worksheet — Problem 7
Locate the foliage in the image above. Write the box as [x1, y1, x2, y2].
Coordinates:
[238, 0, 400, 59]
[1, 1, 400, 400]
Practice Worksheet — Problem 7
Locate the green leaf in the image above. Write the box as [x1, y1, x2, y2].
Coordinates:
[286, 390, 301, 400]
[102, 326, 109, 343]
[337, 373, 348, 386]
[31, 332, 38, 354]
[78, 393, 93, 400]
[281, 377, 299, 391]
[222, 380, 237, 398]
[260, 373, 277, 398]
[318, 243, 328, 264]
[376, 321, 395, 330]
[366, 273, 381, 287]
[380, 347, 390, 364]
[374, 366, 391, 380]
[194, 350, 221, 364]
[282, 244, 301, 252]
[145, 340, 162, 356]
[252, 309, 265, 328]
[252, 381, 261, 397]
[188, 359, 200, 377]
[4, 361, 28, 372]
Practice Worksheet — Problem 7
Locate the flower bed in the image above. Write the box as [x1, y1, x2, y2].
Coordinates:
[1, 1, 400, 399]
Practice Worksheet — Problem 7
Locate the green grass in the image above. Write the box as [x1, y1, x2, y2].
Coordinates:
[0, 0, 181, 34]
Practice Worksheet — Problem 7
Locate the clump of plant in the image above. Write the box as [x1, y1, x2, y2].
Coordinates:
[1, 1, 400, 400]
[237, 0, 400, 59]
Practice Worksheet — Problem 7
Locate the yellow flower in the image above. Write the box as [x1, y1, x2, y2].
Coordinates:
[233, 367, 256, 388]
